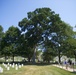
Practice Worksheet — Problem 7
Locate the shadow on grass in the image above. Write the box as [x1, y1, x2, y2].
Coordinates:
[71, 71, 76, 75]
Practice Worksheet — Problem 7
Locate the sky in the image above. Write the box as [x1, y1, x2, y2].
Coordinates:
[0, 0, 76, 32]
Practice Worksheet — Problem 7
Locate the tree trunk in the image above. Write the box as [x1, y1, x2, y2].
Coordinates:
[5, 55, 7, 62]
[75, 55, 76, 65]
[32, 48, 36, 64]
[12, 54, 14, 62]
[48, 60, 50, 63]
[28, 57, 31, 62]
[58, 51, 61, 64]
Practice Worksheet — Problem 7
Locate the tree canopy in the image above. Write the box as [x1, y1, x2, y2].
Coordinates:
[0, 8, 76, 63]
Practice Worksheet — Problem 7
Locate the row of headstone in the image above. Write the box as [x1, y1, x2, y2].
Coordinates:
[0, 63, 24, 73]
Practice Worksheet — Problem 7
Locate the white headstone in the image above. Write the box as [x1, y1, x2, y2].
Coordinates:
[13, 63, 15, 66]
[0, 67, 3, 73]
[10, 64, 12, 67]
[6, 60, 8, 62]
[0, 67, 1, 73]
[5, 64, 7, 68]
[21, 64, 23, 67]
[8, 63, 9, 65]
[16, 66, 18, 70]
[2, 63, 4, 65]
[7, 67, 10, 70]
[1, 68, 3, 73]
[15, 64, 17, 67]
[19, 65, 21, 68]
[12, 64, 14, 68]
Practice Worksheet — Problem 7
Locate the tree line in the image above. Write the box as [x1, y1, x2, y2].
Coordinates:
[0, 8, 76, 63]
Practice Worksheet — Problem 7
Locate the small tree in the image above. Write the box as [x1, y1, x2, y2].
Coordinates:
[2, 26, 21, 62]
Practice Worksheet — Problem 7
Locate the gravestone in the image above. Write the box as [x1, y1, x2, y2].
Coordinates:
[8, 63, 9, 65]
[16, 66, 18, 70]
[2, 63, 4, 65]
[19, 65, 21, 68]
[7, 67, 10, 70]
[4, 64, 7, 68]
[12, 64, 14, 68]
[12, 63, 15, 68]
[15, 64, 17, 67]
[21, 64, 23, 67]
[0, 67, 3, 73]
[10, 64, 12, 67]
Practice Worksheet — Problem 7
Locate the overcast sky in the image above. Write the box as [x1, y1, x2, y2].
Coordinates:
[0, 0, 76, 32]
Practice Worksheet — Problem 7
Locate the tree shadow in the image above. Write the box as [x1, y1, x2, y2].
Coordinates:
[70, 71, 76, 74]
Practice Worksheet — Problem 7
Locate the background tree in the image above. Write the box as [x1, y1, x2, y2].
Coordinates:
[65, 37, 76, 64]
[51, 22, 74, 63]
[18, 33, 34, 62]
[2, 26, 21, 62]
[0, 25, 4, 57]
[2, 46, 10, 62]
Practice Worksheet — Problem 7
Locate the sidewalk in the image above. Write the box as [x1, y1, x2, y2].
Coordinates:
[53, 64, 76, 72]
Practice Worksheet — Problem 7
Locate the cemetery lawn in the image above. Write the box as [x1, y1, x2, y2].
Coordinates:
[0, 64, 76, 75]
[74, 65, 76, 69]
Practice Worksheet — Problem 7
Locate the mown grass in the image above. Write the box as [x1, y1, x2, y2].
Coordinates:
[74, 65, 76, 69]
[0, 64, 76, 75]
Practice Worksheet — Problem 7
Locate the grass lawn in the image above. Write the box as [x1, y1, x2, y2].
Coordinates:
[74, 65, 76, 69]
[0, 64, 76, 75]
